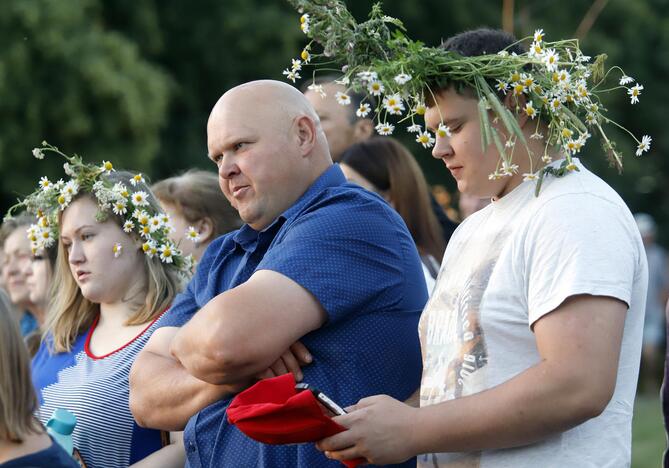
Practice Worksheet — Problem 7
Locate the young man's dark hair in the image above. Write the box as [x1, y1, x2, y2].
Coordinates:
[427, 28, 527, 104]
[440, 28, 525, 57]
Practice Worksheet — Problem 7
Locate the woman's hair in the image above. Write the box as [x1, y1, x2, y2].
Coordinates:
[340, 137, 445, 261]
[0, 289, 42, 442]
[152, 170, 241, 242]
[45, 171, 184, 353]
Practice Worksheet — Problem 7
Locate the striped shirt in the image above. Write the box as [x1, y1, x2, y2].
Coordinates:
[31, 312, 174, 468]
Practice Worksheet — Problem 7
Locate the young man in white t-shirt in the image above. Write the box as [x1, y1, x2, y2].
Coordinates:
[316, 28, 648, 467]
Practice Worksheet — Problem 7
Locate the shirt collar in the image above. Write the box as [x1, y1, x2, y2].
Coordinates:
[232, 165, 346, 252]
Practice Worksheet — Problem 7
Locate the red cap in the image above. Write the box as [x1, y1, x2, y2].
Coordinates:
[227, 374, 363, 467]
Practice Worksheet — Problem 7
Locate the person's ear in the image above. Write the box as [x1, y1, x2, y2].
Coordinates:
[352, 118, 374, 142]
[196, 217, 215, 244]
[294, 115, 317, 157]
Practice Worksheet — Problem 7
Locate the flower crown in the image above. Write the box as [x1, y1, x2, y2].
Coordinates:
[285, 0, 651, 193]
[5, 143, 195, 277]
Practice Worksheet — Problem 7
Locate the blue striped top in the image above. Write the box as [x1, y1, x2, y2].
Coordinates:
[31, 311, 175, 468]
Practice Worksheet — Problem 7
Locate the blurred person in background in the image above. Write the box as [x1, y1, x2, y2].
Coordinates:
[152, 170, 242, 263]
[635, 213, 669, 392]
[340, 137, 445, 290]
[0, 289, 79, 468]
[21, 242, 58, 355]
[1, 215, 40, 337]
[303, 77, 459, 245]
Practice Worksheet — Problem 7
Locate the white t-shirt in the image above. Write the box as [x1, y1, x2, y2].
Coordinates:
[418, 159, 648, 467]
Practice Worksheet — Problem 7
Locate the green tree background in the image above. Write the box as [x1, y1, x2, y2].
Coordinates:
[1, 1, 666, 464]
[1, 0, 667, 246]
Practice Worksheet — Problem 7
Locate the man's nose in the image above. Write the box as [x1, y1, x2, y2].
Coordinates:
[432, 137, 454, 160]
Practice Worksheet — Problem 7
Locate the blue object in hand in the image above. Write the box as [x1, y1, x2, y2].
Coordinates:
[46, 408, 77, 456]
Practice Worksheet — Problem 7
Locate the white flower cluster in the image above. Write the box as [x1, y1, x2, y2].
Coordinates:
[10, 144, 196, 277]
[285, 16, 652, 181]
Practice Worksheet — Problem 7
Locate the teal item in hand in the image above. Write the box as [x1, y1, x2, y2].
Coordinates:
[46, 408, 77, 456]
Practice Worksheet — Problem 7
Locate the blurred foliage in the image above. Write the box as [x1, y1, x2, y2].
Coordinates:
[1, 0, 667, 245]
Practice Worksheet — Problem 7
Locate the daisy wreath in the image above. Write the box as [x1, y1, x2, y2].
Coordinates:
[5, 142, 195, 277]
[285, 0, 651, 194]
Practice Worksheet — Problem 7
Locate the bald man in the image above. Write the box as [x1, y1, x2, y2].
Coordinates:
[130, 80, 425, 468]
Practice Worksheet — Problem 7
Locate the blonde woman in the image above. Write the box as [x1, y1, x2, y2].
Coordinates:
[9, 146, 194, 468]
[152, 170, 241, 262]
[0, 290, 78, 468]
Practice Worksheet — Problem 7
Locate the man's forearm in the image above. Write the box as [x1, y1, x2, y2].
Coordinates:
[130, 350, 244, 431]
[410, 359, 609, 455]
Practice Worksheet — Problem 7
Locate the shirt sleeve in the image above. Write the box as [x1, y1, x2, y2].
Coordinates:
[256, 194, 423, 325]
[522, 193, 643, 326]
[153, 237, 226, 329]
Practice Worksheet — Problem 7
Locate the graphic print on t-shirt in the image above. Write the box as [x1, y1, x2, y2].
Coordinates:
[418, 223, 509, 467]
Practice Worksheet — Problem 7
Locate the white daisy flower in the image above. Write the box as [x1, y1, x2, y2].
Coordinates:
[394, 73, 412, 85]
[412, 102, 427, 115]
[130, 174, 145, 186]
[556, 69, 571, 84]
[159, 244, 174, 263]
[100, 160, 114, 174]
[497, 50, 509, 57]
[131, 191, 149, 207]
[436, 123, 451, 138]
[149, 216, 163, 233]
[566, 162, 578, 171]
[160, 213, 170, 225]
[186, 226, 201, 243]
[141, 240, 156, 257]
[367, 80, 384, 96]
[282, 68, 300, 83]
[57, 194, 71, 210]
[495, 80, 509, 93]
[305, 85, 325, 99]
[335, 92, 351, 106]
[542, 49, 559, 72]
[523, 173, 539, 182]
[549, 97, 562, 112]
[112, 200, 127, 216]
[32, 148, 45, 159]
[39, 177, 52, 190]
[416, 131, 435, 149]
[636, 135, 652, 156]
[628, 84, 643, 104]
[291, 59, 302, 72]
[619, 75, 634, 85]
[534, 28, 545, 43]
[139, 224, 152, 238]
[300, 14, 310, 34]
[382, 94, 404, 115]
[407, 124, 422, 133]
[375, 123, 395, 135]
[524, 102, 537, 119]
[356, 103, 371, 118]
[529, 42, 543, 57]
[62, 180, 79, 197]
[501, 161, 519, 176]
[133, 209, 150, 222]
[113, 243, 123, 258]
[123, 220, 135, 233]
[356, 71, 378, 82]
